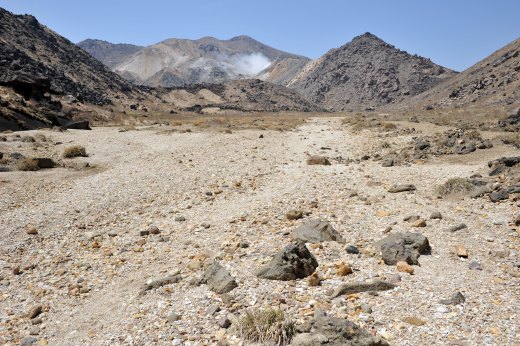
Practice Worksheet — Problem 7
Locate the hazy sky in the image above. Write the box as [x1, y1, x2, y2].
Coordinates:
[1, 0, 518, 71]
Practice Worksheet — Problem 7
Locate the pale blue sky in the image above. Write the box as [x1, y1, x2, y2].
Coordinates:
[1, 0, 518, 71]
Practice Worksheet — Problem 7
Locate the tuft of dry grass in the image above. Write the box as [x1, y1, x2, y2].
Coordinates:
[497, 133, 520, 148]
[17, 158, 40, 171]
[63, 145, 87, 158]
[234, 308, 295, 346]
[437, 178, 474, 196]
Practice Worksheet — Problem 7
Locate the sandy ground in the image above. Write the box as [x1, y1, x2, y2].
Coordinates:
[0, 117, 518, 345]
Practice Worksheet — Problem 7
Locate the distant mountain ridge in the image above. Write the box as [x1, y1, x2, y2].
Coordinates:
[287, 32, 457, 111]
[78, 35, 310, 87]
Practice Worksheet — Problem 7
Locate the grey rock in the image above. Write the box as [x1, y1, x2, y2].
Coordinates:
[330, 280, 396, 298]
[62, 120, 91, 130]
[218, 316, 231, 328]
[147, 225, 161, 234]
[27, 305, 42, 319]
[471, 186, 491, 198]
[488, 164, 506, 176]
[468, 261, 483, 270]
[256, 242, 318, 281]
[403, 214, 420, 222]
[34, 158, 54, 168]
[201, 262, 238, 294]
[446, 223, 468, 233]
[206, 304, 220, 316]
[138, 274, 181, 297]
[388, 184, 416, 193]
[489, 189, 509, 202]
[476, 140, 493, 149]
[381, 158, 394, 167]
[455, 144, 476, 155]
[345, 245, 360, 254]
[291, 311, 389, 346]
[292, 220, 345, 244]
[20, 337, 38, 346]
[175, 216, 186, 222]
[430, 211, 442, 219]
[375, 232, 431, 265]
[439, 291, 465, 305]
[167, 313, 181, 323]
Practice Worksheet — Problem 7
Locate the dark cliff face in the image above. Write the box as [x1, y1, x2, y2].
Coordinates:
[0, 7, 141, 130]
[288, 32, 457, 111]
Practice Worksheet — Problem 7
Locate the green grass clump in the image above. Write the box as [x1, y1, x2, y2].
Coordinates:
[234, 308, 295, 346]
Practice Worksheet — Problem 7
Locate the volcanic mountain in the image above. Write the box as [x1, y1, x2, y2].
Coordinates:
[78, 35, 310, 87]
[287, 32, 457, 111]
[402, 37, 520, 111]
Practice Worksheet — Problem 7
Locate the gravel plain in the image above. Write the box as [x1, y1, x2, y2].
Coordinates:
[0, 117, 518, 345]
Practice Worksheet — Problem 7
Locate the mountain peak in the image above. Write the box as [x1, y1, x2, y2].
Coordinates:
[351, 32, 386, 44]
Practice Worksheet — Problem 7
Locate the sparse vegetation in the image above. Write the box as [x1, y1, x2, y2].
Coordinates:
[63, 145, 87, 158]
[465, 130, 482, 140]
[437, 178, 474, 196]
[234, 308, 295, 346]
[17, 158, 40, 171]
[497, 133, 520, 148]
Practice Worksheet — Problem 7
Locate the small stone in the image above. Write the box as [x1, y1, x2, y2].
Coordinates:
[307, 271, 321, 286]
[411, 218, 426, 227]
[21, 337, 38, 346]
[218, 316, 231, 328]
[436, 306, 451, 313]
[446, 223, 467, 233]
[430, 211, 442, 219]
[286, 210, 304, 220]
[206, 304, 220, 316]
[167, 313, 181, 323]
[26, 224, 38, 235]
[335, 262, 353, 276]
[28, 326, 40, 335]
[139, 230, 149, 236]
[330, 280, 396, 298]
[402, 316, 426, 326]
[148, 226, 161, 235]
[439, 291, 465, 305]
[468, 261, 482, 270]
[31, 318, 42, 325]
[27, 305, 42, 319]
[175, 216, 186, 222]
[396, 261, 414, 274]
[388, 184, 416, 193]
[381, 158, 394, 167]
[376, 210, 390, 217]
[345, 245, 360, 254]
[455, 245, 468, 258]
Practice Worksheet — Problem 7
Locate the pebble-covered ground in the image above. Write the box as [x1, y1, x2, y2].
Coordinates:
[0, 117, 518, 345]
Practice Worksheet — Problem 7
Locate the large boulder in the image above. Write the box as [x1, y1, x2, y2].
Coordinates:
[256, 242, 318, 281]
[200, 262, 238, 294]
[375, 232, 431, 265]
[292, 311, 389, 346]
[292, 220, 345, 244]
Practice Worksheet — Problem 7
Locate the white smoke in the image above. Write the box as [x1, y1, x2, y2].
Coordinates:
[233, 53, 271, 76]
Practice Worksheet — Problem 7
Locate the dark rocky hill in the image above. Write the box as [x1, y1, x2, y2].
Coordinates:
[287, 33, 456, 111]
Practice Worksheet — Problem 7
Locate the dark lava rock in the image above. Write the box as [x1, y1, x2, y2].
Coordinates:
[256, 242, 318, 281]
[489, 189, 509, 202]
[200, 262, 238, 294]
[345, 245, 360, 254]
[291, 310, 389, 346]
[455, 144, 476, 155]
[375, 232, 431, 265]
[292, 220, 345, 244]
[62, 120, 91, 130]
[445, 223, 468, 233]
[34, 158, 54, 169]
[138, 274, 182, 297]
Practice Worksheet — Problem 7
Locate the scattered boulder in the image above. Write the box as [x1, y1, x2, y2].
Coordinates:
[62, 120, 91, 130]
[375, 232, 431, 265]
[388, 184, 416, 193]
[381, 158, 394, 167]
[292, 220, 345, 244]
[200, 262, 238, 294]
[330, 280, 396, 298]
[256, 242, 318, 281]
[27, 305, 42, 319]
[25, 224, 38, 235]
[306, 155, 331, 166]
[455, 144, 476, 155]
[292, 311, 389, 346]
[430, 211, 442, 220]
[345, 245, 360, 254]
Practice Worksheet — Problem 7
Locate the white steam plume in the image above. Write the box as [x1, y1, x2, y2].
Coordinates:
[233, 53, 271, 76]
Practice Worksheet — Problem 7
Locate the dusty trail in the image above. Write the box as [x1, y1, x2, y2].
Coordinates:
[0, 117, 518, 345]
